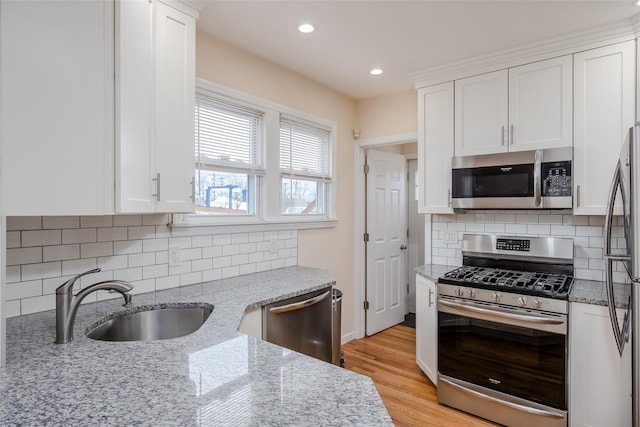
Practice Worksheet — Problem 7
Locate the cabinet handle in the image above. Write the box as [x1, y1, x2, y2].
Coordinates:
[576, 184, 580, 207]
[448, 189, 451, 207]
[190, 177, 195, 202]
[152, 173, 161, 202]
[428, 289, 434, 307]
[510, 124, 515, 145]
[501, 126, 505, 145]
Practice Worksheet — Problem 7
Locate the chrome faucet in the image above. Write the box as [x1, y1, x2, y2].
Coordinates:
[55, 268, 134, 344]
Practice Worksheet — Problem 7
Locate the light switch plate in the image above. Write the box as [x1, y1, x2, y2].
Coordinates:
[444, 231, 458, 244]
[169, 247, 181, 267]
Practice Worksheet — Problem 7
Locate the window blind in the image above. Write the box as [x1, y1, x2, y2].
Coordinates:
[195, 94, 264, 174]
[279, 116, 331, 181]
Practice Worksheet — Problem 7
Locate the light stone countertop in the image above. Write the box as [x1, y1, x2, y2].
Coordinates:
[0, 266, 393, 426]
[416, 264, 629, 308]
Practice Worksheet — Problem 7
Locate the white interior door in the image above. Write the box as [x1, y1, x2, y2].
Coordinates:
[366, 149, 407, 335]
[407, 159, 424, 314]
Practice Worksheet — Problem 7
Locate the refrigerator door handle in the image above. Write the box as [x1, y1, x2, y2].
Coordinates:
[604, 160, 630, 356]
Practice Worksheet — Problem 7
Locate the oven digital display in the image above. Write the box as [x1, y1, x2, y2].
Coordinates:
[496, 238, 530, 251]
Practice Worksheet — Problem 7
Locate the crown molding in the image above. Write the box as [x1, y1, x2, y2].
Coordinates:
[410, 15, 639, 89]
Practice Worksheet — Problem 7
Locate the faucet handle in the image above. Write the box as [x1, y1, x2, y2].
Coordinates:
[56, 267, 102, 294]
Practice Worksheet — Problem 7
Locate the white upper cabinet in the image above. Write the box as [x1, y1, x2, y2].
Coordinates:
[573, 40, 635, 215]
[1, 0, 115, 216]
[418, 82, 454, 214]
[454, 55, 572, 156]
[116, 0, 195, 213]
[1, 0, 196, 216]
[508, 56, 573, 151]
[454, 70, 508, 156]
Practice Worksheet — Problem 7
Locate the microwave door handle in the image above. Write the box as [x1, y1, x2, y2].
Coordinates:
[533, 150, 542, 207]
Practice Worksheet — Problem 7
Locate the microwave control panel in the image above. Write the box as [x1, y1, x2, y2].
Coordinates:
[542, 161, 572, 197]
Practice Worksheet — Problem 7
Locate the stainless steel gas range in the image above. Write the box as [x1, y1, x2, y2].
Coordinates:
[437, 234, 574, 427]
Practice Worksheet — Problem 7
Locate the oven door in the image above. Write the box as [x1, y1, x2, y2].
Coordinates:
[438, 296, 567, 411]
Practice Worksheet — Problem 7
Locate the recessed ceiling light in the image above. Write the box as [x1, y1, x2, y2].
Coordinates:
[370, 68, 383, 76]
[298, 23, 314, 33]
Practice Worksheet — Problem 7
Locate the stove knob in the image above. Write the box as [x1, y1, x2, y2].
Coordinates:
[491, 293, 501, 303]
[467, 289, 476, 298]
[532, 299, 542, 309]
[455, 288, 464, 297]
[517, 296, 527, 307]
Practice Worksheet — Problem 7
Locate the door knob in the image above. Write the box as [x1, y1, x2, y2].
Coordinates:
[400, 245, 407, 250]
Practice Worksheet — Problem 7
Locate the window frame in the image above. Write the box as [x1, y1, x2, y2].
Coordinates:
[172, 79, 337, 230]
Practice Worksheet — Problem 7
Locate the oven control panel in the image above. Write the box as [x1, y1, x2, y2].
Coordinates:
[496, 238, 530, 252]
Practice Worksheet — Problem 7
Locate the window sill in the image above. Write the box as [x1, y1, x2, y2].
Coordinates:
[169, 215, 337, 234]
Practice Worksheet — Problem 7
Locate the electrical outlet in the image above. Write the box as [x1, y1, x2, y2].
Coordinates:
[269, 237, 278, 254]
[169, 247, 181, 267]
[444, 231, 457, 244]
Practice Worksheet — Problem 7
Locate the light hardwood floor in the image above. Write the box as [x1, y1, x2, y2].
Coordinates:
[342, 325, 498, 427]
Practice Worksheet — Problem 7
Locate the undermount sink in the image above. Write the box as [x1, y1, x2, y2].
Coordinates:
[85, 303, 213, 342]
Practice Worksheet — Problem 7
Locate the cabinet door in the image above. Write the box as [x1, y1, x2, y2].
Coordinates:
[154, 1, 196, 213]
[454, 70, 508, 156]
[1, 0, 114, 215]
[116, 0, 155, 213]
[418, 82, 454, 214]
[508, 55, 572, 151]
[573, 41, 635, 215]
[416, 275, 437, 385]
[569, 302, 631, 426]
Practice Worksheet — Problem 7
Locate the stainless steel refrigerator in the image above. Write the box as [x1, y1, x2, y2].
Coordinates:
[605, 123, 640, 426]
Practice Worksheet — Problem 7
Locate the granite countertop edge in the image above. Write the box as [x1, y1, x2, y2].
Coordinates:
[416, 264, 627, 308]
[0, 265, 393, 426]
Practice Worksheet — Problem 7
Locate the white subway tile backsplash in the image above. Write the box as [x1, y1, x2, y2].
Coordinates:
[43, 244, 80, 262]
[44, 216, 81, 229]
[62, 228, 96, 244]
[97, 227, 128, 242]
[80, 216, 113, 228]
[81, 242, 113, 258]
[113, 215, 143, 227]
[22, 230, 61, 247]
[6, 216, 298, 317]
[5, 280, 42, 300]
[7, 247, 42, 266]
[7, 217, 41, 231]
[22, 262, 61, 281]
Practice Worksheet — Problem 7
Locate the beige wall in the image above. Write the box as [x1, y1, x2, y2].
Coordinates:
[196, 32, 360, 336]
[354, 89, 418, 140]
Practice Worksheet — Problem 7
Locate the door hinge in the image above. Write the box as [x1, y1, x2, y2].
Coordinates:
[364, 233, 369, 242]
[364, 164, 369, 174]
[364, 300, 370, 311]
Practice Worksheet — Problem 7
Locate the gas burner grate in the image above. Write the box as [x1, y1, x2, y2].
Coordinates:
[440, 265, 573, 299]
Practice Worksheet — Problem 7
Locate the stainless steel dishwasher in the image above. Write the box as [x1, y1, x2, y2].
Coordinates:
[263, 287, 333, 364]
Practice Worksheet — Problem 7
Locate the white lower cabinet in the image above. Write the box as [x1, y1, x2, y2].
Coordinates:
[238, 307, 262, 339]
[569, 302, 631, 427]
[416, 274, 437, 385]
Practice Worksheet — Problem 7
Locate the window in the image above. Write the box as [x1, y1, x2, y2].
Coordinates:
[174, 79, 336, 229]
[280, 116, 331, 215]
[194, 93, 263, 216]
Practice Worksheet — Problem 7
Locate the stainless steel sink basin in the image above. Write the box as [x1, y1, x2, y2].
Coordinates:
[85, 303, 213, 342]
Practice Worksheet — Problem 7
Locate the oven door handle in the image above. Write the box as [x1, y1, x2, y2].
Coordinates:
[439, 299, 564, 325]
[439, 377, 565, 419]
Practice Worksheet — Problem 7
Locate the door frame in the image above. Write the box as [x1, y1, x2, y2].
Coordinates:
[353, 132, 417, 339]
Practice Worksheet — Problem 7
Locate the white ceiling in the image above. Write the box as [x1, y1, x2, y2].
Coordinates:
[197, 1, 639, 99]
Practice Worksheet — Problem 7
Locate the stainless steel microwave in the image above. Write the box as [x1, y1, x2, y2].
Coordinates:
[451, 147, 572, 209]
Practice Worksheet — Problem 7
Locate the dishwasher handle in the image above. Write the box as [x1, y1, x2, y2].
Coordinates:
[268, 290, 331, 314]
